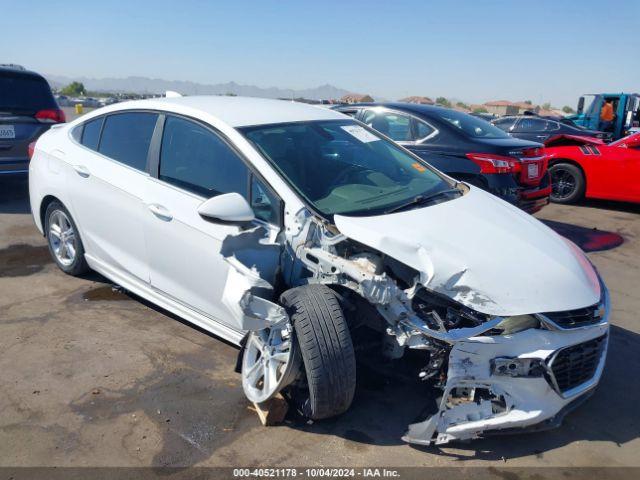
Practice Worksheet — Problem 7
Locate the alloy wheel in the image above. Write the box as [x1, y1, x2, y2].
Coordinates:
[48, 210, 78, 267]
[242, 323, 296, 404]
[550, 167, 577, 200]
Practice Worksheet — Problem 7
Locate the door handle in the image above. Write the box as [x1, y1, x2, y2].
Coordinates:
[147, 203, 173, 221]
[536, 135, 547, 139]
[72, 164, 90, 177]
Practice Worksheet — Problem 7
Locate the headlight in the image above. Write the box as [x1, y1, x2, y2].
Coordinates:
[493, 314, 540, 335]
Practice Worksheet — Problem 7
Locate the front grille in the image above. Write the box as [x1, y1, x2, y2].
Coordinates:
[542, 303, 604, 329]
[549, 335, 607, 394]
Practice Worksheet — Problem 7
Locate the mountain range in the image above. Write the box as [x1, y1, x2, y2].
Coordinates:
[45, 74, 357, 100]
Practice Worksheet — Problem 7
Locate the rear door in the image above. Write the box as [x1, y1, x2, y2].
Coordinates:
[143, 114, 282, 331]
[0, 70, 58, 173]
[66, 111, 158, 282]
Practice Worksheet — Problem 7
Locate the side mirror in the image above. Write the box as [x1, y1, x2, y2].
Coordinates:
[197, 193, 255, 225]
[577, 97, 585, 114]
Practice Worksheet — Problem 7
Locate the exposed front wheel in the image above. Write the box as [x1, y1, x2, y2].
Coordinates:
[45, 201, 90, 276]
[280, 284, 356, 420]
[549, 163, 585, 204]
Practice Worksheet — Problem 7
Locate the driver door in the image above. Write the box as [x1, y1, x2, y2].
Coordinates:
[142, 114, 282, 331]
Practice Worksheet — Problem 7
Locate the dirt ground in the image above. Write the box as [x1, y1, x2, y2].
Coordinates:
[1, 175, 639, 468]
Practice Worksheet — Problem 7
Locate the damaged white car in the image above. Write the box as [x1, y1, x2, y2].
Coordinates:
[29, 96, 609, 445]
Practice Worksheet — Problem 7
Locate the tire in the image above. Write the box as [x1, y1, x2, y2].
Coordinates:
[44, 201, 90, 276]
[280, 284, 356, 420]
[549, 162, 585, 204]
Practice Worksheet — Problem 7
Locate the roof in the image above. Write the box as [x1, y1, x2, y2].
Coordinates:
[340, 102, 469, 118]
[92, 95, 347, 127]
[0, 65, 47, 79]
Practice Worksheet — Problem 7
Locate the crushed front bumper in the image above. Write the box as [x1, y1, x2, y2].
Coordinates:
[402, 320, 609, 445]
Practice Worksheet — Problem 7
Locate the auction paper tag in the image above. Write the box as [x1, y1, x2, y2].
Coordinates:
[341, 125, 380, 143]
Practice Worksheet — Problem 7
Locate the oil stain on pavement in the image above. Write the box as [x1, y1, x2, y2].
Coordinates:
[0, 244, 51, 277]
[82, 285, 132, 302]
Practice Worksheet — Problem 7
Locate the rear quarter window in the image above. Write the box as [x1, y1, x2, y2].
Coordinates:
[76, 117, 104, 150]
[98, 112, 158, 171]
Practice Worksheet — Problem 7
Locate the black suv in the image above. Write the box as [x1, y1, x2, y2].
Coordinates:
[0, 65, 65, 175]
[333, 103, 550, 213]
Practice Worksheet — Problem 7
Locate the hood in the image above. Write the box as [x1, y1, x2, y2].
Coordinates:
[334, 187, 600, 316]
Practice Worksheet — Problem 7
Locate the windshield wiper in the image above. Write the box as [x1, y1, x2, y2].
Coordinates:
[385, 188, 462, 214]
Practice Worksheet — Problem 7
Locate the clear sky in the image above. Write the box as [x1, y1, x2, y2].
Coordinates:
[4, 0, 639, 107]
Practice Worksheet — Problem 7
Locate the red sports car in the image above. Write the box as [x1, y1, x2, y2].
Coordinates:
[545, 133, 640, 203]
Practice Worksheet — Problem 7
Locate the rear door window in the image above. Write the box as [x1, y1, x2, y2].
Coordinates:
[363, 110, 413, 141]
[544, 120, 561, 131]
[80, 117, 103, 151]
[514, 118, 547, 132]
[415, 118, 436, 140]
[98, 112, 158, 171]
[493, 117, 517, 131]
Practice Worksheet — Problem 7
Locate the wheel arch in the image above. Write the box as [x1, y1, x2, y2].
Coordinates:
[39, 195, 64, 236]
[548, 158, 588, 190]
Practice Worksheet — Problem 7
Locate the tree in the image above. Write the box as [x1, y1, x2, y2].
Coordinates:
[60, 82, 86, 96]
[562, 105, 575, 114]
[542, 102, 552, 110]
[456, 101, 469, 109]
[436, 96, 452, 107]
[473, 107, 488, 113]
[524, 100, 532, 105]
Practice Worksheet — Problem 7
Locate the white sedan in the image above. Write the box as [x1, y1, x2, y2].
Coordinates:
[28, 96, 609, 445]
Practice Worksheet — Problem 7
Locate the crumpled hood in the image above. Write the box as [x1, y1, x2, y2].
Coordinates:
[334, 187, 600, 316]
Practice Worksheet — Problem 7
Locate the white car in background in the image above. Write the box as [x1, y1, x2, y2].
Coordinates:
[28, 96, 609, 445]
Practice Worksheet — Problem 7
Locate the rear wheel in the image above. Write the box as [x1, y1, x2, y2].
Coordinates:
[280, 284, 356, 420]
[45, 201, 90, 275]
[549, 162, 585, 204]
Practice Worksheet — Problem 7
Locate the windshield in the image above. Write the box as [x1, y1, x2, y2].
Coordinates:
[434, 109, 510, 139]
[240, 120, 455, 216]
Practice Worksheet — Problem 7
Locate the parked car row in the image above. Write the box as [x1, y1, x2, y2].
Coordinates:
[333, 103, 551, 212]
[55, 95, 118, 108]
[4, 65, 638, 212]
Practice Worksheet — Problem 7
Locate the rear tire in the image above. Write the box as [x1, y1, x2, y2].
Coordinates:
[549, 162, 585, 204]
[45, 201, 90, 276]
[280, 284, 356, 420]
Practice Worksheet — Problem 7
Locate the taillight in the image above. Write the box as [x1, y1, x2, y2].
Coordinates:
[521, 147, 544, 158]
[465, 153, 521, 174]
[28, 141, 36, 159]
[35, 109, 66, 123]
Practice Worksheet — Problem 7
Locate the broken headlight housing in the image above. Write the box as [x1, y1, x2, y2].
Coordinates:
[490, 314, 540, 335]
